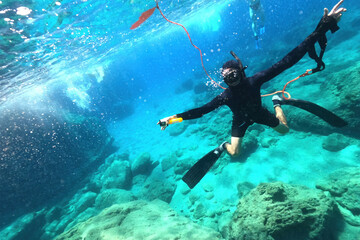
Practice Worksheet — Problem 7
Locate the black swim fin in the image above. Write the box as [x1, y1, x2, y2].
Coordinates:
[182, 147, 222, 189]
[281, 98, 347, 128]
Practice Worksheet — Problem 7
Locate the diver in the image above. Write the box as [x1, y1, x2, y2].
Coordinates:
[246, 0, 265, 49]
[158, 1, 347, 189]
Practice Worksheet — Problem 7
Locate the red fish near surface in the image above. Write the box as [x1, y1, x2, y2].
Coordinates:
[130, 7, 156, 30]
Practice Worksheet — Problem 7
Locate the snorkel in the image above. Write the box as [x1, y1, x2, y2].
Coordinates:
[230, 51, 247, 80]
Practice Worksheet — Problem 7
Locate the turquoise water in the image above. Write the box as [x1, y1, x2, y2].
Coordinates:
[1, 0, 360, 239]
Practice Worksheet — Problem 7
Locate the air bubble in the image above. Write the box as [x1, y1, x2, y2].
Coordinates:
[16, 7, 32, 16]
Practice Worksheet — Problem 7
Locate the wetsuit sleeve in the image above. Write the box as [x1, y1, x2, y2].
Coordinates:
[176, 94, 225, 120]
[251, 15, 340, 86]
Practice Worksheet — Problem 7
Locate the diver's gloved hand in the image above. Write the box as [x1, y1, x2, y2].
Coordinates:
[157, 115, 176, 131]
[315, 0, 346, 34]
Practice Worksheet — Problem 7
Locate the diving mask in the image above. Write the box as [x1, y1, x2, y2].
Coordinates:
[223, 69, 241, 85]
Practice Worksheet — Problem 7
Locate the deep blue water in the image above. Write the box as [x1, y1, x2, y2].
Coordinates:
[1, 0, 360, 238]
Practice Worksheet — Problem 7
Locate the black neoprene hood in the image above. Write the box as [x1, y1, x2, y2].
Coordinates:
[222, 60, 241, 71]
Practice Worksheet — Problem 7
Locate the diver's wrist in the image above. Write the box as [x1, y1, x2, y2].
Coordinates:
[315, 15, 340, 34]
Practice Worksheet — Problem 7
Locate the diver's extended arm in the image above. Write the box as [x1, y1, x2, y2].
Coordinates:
[158, 97, 223, 130]
[158, 94, 225, 130]
[251, 0, 346, 85]
[176, 94, 225, 120]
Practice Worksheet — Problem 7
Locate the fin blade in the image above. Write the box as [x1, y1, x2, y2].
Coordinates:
[182, 148, 221, 189]
[130, 7, 156, 30]
[282, 98, 348, 127]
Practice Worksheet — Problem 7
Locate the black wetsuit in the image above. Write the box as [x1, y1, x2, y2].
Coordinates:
[176, 16, 340, 138]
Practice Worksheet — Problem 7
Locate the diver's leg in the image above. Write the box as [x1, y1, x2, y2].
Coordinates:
[249, 8, 257, 37]
[258, 6, 266, 35]
[224, 136, 242, 157]
[271, 95, 289, 134]
[249, 7, 261, 49]
[252, 21, 260, 49]
[275, 106, 288, 126]
[252, 22, 258, 38]
[273, 106, 289, 134]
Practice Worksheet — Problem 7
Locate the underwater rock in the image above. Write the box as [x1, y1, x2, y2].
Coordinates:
[174, 158, 193, 175]
[39, 189, 104, 239]
[206, 192, 215, 200]
[87, 154, 132, 193]
[168, 122, 188, 136]
[138, 177, 177, 203]
[161, 153, 177, 172]
[228, 182, 339, 240]
[322, 133, 350, 152]
[218, 211, 234, 240]
[45, 206, 63, 223]
[43, 193, 100, 238]
[194, 203, 207, 219]
[243, 131, 259, 152]
[202, 182, 214, 192]
[71, 192, 97, 215]
[48, 213, 75, 237]
[179, 184, 191, 195]
[103, 152, 130, 165]
[132, 174, 148, 186]
[260, 137, 278, 148]
[55, 200, 222, 240]
[95, 189, 136, 210]
[63, 208, 99, 234]
[131, 152, 159, 176]
[0, 210, 46, 240]
[236, 181, 255, 198]
[189, 193, 201, 205]
[316, 167, 360, 226]
[324, 63, 360, 134]
[100, 160, 132, 190]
